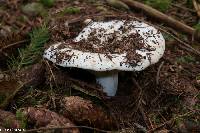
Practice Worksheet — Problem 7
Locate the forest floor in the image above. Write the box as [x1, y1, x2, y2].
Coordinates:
[0, 0, 200, 133]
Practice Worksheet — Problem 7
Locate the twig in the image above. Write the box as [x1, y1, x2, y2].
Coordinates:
[120, 0, 200, 41]
[157, 25, 200, 56]
[171, 3, 196, 13]
[130, 78, 143, 108]
[24, 125, 111, 133]
[156, 61, 164, 85]
[0, 80, 29, 109]
[139, 106, 150, 130]
[0, 39, 29, 58]
[193, 0, 200, 17]
[45, 62, 106, 99]
[44, 60, 58, 89]
[68, 77, 106, 100]
[0, 39, 29, 51]
[131, 78, 152, 130]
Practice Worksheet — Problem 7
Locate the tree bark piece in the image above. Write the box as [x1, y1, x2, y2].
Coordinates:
[121, 0, 200, 40]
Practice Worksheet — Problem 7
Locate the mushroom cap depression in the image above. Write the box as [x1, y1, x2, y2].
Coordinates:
[44, 20, 165, 71]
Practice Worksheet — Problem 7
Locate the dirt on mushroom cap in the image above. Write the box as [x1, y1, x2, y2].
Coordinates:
[54, 19, 157, 68]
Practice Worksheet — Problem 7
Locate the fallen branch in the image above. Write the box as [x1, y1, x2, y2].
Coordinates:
[156, 61, 164, 85]
[157, 26, 200, 56]
[171, 3, 196, 13]
[0, 39, 29, 52]
[193, 0, 200, 17]
[24, 126, 111, 133]
[121, 0, 200, 41]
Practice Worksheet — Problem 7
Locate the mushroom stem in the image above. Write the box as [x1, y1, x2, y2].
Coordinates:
[94, 71, 118, 96]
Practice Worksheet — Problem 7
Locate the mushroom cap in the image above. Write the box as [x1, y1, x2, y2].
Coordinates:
[44, 20, 165, 71]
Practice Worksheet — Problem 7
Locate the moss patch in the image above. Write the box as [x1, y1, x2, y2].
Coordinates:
[144, 0, 171, 12]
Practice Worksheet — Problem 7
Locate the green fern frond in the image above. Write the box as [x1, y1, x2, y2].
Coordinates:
[20, 26, 49, 66]
[8, 25, 50, 70]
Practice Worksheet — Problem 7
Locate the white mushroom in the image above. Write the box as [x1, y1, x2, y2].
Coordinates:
[44, 20, 165, 96]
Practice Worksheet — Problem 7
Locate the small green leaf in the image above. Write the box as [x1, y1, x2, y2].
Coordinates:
[40, 0, 55, 7]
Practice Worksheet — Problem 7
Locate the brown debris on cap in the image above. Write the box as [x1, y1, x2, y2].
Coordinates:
[44, 19, 165, 71]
